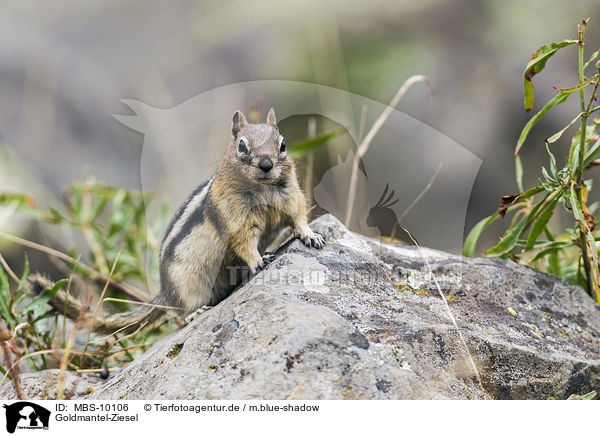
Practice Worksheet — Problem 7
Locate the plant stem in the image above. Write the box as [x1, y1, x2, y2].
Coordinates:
[343, 75, 430, 226]
[576, 19, 597, 299]
[578, 19, 588, 182]
[304, 117, 316, 216]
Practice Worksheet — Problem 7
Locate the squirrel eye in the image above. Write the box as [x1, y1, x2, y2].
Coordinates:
[279, 137, 286, 153]
[238, 138, 248, 153]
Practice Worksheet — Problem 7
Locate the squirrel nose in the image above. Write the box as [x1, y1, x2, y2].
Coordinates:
[259, 158, 273, 173]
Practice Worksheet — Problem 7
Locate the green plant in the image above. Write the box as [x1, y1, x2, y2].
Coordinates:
[0, 256, 64, 373]
[288, 128, 346, 157]
[464, 18, 600, 304]
[567, 390, 598, 400]
[0, 176, 171, 379]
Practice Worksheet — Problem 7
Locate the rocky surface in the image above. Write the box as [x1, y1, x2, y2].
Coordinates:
[0, 369, 100, 400]
[1, 214, 599, 400]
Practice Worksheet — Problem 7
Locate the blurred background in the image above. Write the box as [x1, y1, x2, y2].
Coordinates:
[2, 0, 600, 272]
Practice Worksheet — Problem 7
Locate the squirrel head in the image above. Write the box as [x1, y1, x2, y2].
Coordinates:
[228, 107, 293, 185]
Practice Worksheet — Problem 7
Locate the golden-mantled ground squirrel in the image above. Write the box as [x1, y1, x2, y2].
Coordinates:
[31, 108, 324, 332]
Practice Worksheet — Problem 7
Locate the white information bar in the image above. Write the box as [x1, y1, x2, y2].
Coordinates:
[0, 399, 596, 435]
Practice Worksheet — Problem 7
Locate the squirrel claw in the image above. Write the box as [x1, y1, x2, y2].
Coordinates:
[261, 253, 277, 265]
[298, 231, 325, 249]
[251, 254, 277, 275]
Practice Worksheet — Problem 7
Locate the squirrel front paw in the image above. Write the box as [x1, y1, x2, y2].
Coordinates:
[296, 231, 325, 249]
[250, 253, 277, 275]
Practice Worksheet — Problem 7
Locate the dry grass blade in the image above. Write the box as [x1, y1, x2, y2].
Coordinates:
[0, 230, 149, 302]
[76, 367, 120, 374]
[100, 297, 181, 311]
[344, 75, 432, 226]
[81, 252, 122, 365]
[358, 75, 432, 160]
[286, 377, 308, 400]
[0, 321, 23, 399]
[357, 104, 368, 144]
[304, 117, 317, 212]
[90, 251, 121, 327]
[0, 348, 103, 389]
[84, 321, 142, 346]
[390, 162, 443, 240]
[401, 227, 485, 394]
[0, 252, 20, 284]
[106, 344, 150, 359]
[102, 322, 148, 355]
[57, 289, 91, 400]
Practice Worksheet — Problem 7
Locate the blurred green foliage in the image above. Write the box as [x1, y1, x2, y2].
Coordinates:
[0, 177, 170, 375]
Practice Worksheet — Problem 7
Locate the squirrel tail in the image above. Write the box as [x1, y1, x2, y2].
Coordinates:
[28, 273, 167, 334]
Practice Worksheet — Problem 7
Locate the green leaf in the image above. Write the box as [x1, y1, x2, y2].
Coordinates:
[525, 195, 560, 250]
[567, 390, 597, 400]
[515, 155, 524, 192]
[538, 228, 566, 274]
[569, 184, 586, 223]
[545, 112, 583, 144]
[546, 143, 558, 177]
[570, 142, 581, 179]
[570, 118, 600, 175]
[0, 192, 36, 212]
[584, 48, 600, 71]
[24, 279, 66, 318]
[47, 207, 67, 223]
[583, 136, 600, 167]
[487, 192, 554, 257]
[31, 309, 59, 325]
[71, 184, 83, 218]
[91, 196, 109, 221]
[0, 267, 14, 329]
[10, 255, 30, 313]
[289, 128, 345, 157]
[569, 185, 600, 302]
[516, 186, 545, 201]
[486, 214, 529, 257]
[515, 93, 569, 155]
[541, 167, 555, 184]
[515, 239, 563, 248]
[463, 212, 500, 257]
[523, 40, 577, 111]
[530, 241, 572, 260]
[554, 75, 598, 94]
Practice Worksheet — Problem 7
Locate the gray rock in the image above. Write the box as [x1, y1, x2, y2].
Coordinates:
[0, 369, 102, 400]
[2, 214, 599, 399]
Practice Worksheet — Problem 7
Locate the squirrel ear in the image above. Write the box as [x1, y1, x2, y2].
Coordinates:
[266, 107, 277, 126]
[232, 110, 247, 139]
